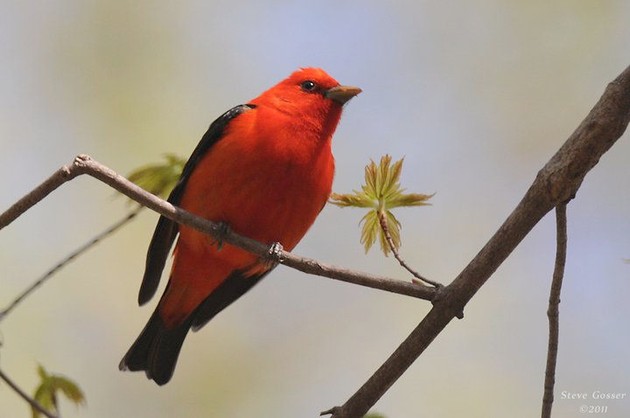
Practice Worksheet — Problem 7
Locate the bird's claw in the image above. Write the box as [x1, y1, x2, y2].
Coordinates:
[265, 242, 284, 267]
[212, 222, 231, 250]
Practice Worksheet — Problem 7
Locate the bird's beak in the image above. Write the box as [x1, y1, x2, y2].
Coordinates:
[325, 85, 362, 105]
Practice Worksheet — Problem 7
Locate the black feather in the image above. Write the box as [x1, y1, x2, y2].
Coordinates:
[137, 104, 255, 305]
[119, 307, 192, 386]
[122, 104, 260, 385]
[120, 269, 269, 385]
[191, 270, 270, 331]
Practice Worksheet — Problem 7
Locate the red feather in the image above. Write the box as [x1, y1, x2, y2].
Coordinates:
[120, 68, 360, 385]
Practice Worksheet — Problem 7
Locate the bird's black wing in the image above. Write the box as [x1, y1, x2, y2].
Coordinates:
[137, 104, 255, 305]
[190, 269, 272, 331]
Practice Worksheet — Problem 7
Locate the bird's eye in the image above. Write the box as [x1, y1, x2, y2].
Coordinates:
[300, 80, 318, 92]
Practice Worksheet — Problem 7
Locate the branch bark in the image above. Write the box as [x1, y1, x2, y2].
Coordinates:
[323, 64, 630, 417]
[0, 208, 142, 321]
[0, 156, 437, 304]
[541, 204, 568, 417]
[2, 65, 629, 418]
[377, 210, 440, 288]
[0, 368, 58, 418]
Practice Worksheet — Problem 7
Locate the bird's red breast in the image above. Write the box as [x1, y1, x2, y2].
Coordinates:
[120, 67, 360, 385]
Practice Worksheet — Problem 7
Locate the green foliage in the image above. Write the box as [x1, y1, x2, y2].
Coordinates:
[330, 155, 432, 255]
[364, 413, 387, 418]
[32, 365, 85, 418]
[127, 153, 185, 199]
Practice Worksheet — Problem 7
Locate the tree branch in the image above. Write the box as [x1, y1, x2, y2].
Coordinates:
[0, 368, 58, 418]
[0, 165, 79, 228]
[541, 203, 568, 417]
[323, 64, 630, 417]
[3, 64, 628, 418]
[0, 207, 142, 322]
[376, 210, 441, 288]
[0, 156, 437, 305]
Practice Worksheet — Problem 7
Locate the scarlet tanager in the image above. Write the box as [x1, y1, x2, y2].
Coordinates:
[119, 68, 361, 385]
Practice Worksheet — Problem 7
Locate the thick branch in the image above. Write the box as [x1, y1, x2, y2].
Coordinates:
[324, 65, 630, 417]
[0, 156, 436, 303]
[541, 204, 568, 417]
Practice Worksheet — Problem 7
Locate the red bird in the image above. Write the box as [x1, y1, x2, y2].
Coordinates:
[120, 68, 361, 385]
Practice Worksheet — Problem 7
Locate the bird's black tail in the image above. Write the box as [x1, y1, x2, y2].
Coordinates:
[119, 310, 192, 386]
[120, 270, 270, 385]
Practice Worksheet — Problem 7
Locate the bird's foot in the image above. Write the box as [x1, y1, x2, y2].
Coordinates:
[264, 242, 284, 268]
[212, 222, 231, 250]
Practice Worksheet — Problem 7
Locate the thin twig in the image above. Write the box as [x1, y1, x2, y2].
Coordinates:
[1, 64, 628, 418]
[0, 368, 58, 418]
[541, 204, 568, 418]
[0, 165, 78, 229]
[323, 64, 630, 417]
[0, 155, 437, 304]
[377, 210, 441, 288]
[0, 207, 143, 322]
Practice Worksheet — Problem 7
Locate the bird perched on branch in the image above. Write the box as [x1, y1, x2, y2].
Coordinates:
[120, 67, 361, 385]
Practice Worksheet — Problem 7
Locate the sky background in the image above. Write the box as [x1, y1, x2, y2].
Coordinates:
[1, 1, 630, 417]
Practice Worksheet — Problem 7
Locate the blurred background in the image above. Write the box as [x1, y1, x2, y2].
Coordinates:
[1, 1, 630, 417]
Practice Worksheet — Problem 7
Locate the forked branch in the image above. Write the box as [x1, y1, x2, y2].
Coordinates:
[323, 64, 630, 417]
[1, 64, 629, 418]
[541, 204, 568, 417]
[0, 156, 437, 305]
[377, 210, 441, 288]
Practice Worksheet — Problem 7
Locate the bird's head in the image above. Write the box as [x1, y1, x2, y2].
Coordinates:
[250, 67, 361, 134]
